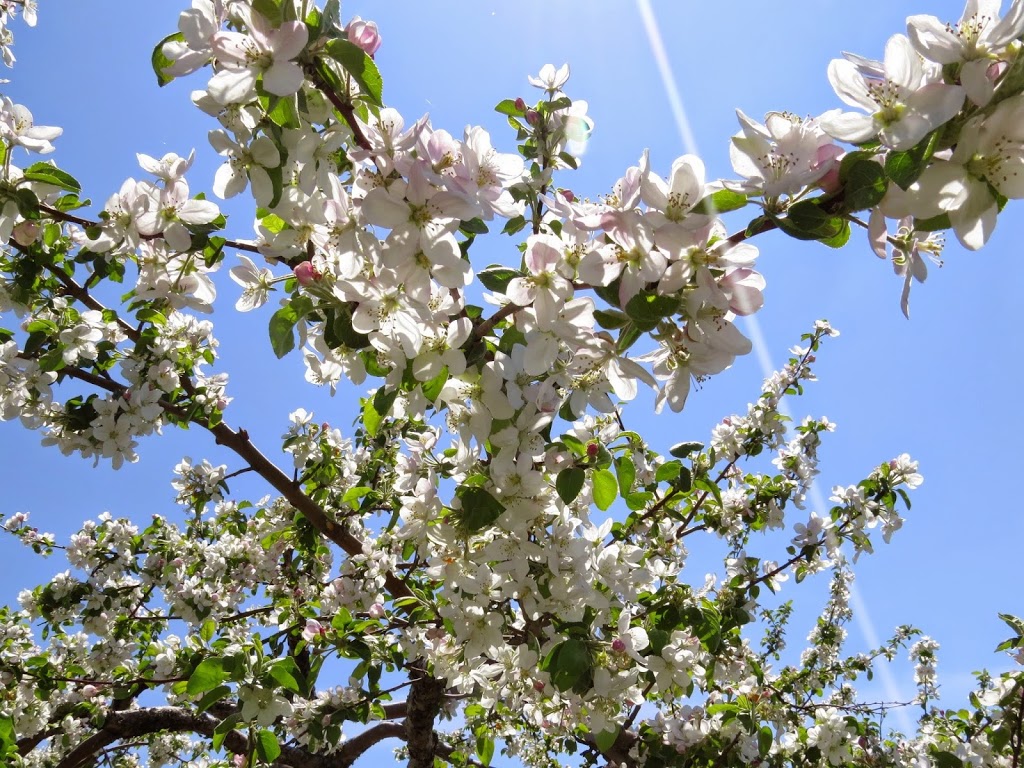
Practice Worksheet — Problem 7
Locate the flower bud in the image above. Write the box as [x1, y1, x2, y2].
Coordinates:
[346, 16, 382, 57]
[12, 221, 40, 246]
[368, 603, 386, 619]
[586, 442, 600, 459]
[561, 189, 575, 202]
[526, 109, 541, 126]
[293, 260, 321, 286]
[611, 638, 626, 653]
[514, 97, 527, 112]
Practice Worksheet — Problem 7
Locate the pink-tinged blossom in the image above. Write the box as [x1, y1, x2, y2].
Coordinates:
[345, 16, 381, 57]
[506, 234, 574, 329]
[908, 0, 1024, 105]
[162, 0, 227, 77]
[450, 126, 524, 220]
[361, 161, 478, 262]
[209, 8, 308, 103]
[729, 110, 841, 201]
[821, 34, 965, 150]
[578, 212, 667, 305]
[639, 151, 711, 249]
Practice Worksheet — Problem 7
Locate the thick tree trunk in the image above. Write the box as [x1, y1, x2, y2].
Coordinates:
[405, 660, 446, 768]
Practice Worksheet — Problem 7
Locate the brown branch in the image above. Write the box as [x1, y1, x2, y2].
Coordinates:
[306, 66, 372, 151]
[405, 660, 447, 768]
[38, 204, 261, 254]
[472, 302, 518, 341]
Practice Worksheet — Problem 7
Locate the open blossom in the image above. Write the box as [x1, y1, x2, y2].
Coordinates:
[209, 7, 308, 103]
[162, 0, 228, 77]
[821, 34, 965, 150]
[901, 93, 1024, 249]
[528, 63, 570, 95]
[729, 110, 841, 200]
[0, 96, 61, 153]
[908, 0, 1024, 105]
[506, 234, 573, 329]
[869, 210, 944, 317]
[229, 255, 274, 311]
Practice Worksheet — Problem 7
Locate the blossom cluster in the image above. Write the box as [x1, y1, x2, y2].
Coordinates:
[1, 1, 1023, 768]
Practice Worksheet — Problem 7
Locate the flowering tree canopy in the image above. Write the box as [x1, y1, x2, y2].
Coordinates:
[1, 1, 1023, 767]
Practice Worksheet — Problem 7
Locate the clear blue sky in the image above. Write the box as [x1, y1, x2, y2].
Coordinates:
[1, 0, 1020, 739]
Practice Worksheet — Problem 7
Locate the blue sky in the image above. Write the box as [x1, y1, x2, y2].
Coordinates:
[0, 0, 1021, 746]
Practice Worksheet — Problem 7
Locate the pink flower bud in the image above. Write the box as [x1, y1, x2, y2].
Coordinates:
[12, 221, 40, 246]
[586, 442, 600, 459]
[526, 109, 541, 126]
[368, 603, 386, 619]
[611, 638, 626, 653]
[514, 97, 527, 112]
[346, 16, 382, 57]
[533, 680, 545, 692]
[561, 190, 575, 202]
[814, 144, 844, 194]
[80, 684, 99, 699]
[293, 260, 321, 286]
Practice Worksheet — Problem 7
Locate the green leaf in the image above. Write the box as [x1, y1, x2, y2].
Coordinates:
[624, 290, 678, 332]
[495, 98, 527, 117]
[476, 732, 495, 766]
[885, 131, 939, 190]
[268, 658, 304, 695]
[268, 296, 313, 359]
[690, 188, 747, 215]
[838, 154, 887, 211]
[266, 93, 301, 129]
[774, 199, 846, 242]
[556, 467, 586, 504]
[819, 219, 851, 248]
[23, 163, 81, 193]
[255, 729, 282, 763]
[212, 713, 240, 752]
[913, 212, 951, 232]
[655, 460, 682, 483]
[669, 441, 703, 458]
[616, 322, 643, 353]
[252, 0, 283, 24]
[456, 486, 506, 532]
[460, 217, 489, 235]
[195, 684, 231, 714]
[323, 39, 384, 106]
[187, 657, 229, 695]
[478, 265, 522, 293]
[593, 308, 629, 330]
[615, 456, 636, 496]
[542, 638, 593, 693]
[151, 32, 183, 87]
[592, 469, 618, 511]
[594, 727, 619, 754]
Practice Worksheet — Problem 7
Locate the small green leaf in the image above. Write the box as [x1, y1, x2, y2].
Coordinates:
[255, 729, 281, 763]
[542, 638, 593, 693]
[495, 98, 527, 117]
[691, 188, 747, 215]
[615, 456, 636, 496]
[212, 713, 240, 751]
[23, 163, 81, 193]
[267, 658, 304, 695]
[456, 486, 506, 532]
[593, 308, 630, 330]
[269, 306, 299, 358]
[187, 657, 229, 695]
[151, 32, 184, 87]
[195, 684, 231, 714]
[323, 39, 384, 106]
[655, 460, 682, 483]
[594, 727, 619, 754]
[624, 291, 679, 332]
[478, 265, 522, 293]
[775, 199, 846, 241]
[838, 154, 887, 211]
[669, 441, 703, 458]
[476, 732, 495, 766]
[556, 467, 586, 504]
[885, 131, 939, 190]
[592, 469, 618, 511]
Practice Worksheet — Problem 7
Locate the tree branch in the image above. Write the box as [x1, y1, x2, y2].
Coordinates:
[404, 660, 447, 768]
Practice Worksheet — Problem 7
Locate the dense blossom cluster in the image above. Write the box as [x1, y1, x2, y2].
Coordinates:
[0, 1, 1022, 767]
